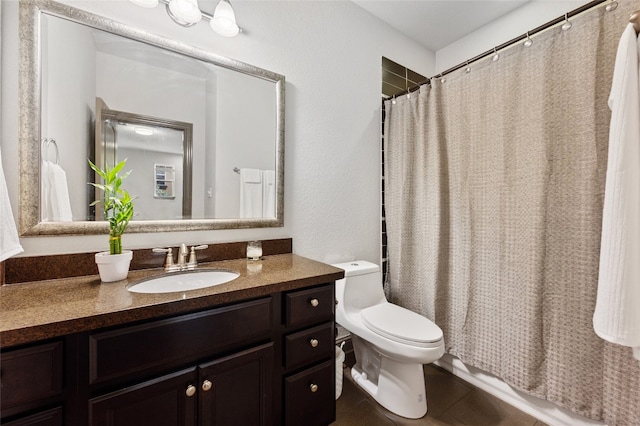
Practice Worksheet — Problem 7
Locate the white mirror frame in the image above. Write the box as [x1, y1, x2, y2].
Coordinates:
[18, 0, 285, 236]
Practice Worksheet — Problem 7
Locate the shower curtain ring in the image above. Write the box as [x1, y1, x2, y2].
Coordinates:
[492, 47, 500, 62]
[561, 13, 572, 31]
[605, 0, 618, 12]
[524, 31, 533, 47]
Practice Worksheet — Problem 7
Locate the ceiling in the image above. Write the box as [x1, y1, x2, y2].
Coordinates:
[352, 0, 531, 52]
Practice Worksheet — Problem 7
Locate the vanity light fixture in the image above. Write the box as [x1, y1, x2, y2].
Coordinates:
[131, 0, 159, 8]
[129, 0, 241, 37]
[134, 127, 154, 136]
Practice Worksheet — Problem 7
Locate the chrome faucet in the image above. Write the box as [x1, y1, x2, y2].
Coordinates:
[153, 244, 209, 272]
[177, 243, 189, 269]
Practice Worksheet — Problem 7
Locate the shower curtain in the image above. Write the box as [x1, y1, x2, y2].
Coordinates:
[384, 3, 640, 425]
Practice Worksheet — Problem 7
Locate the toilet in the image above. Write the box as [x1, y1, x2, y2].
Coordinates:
[333, 260, 444, 419]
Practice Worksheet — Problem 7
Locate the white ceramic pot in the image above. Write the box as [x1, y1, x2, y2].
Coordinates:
[95, 250, 133, 282]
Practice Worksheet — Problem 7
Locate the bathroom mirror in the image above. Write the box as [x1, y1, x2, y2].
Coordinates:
[19, 0, 285, 236]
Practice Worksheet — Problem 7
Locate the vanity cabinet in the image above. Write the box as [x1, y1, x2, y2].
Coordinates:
[89, 343, 273, 426]
[281, 284, 336, 426]
[1, 279, 338, 426]
[0, 340, 64, 425]
[88, 298, 273, 426]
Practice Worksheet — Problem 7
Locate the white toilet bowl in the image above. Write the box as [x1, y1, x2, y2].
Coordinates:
[333, 261, 444, 419]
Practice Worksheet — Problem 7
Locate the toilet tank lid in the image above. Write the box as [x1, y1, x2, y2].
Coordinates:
[331, 260, 379, 277]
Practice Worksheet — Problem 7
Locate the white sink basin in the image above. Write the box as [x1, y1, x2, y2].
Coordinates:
[127, 269, 240, 294]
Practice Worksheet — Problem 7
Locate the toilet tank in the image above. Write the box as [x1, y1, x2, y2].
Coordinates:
[333, 261, 386, 310]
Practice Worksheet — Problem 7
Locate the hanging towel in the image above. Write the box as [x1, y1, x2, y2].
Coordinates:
[0, 147, 23, 262]
[41, 160, 73, 222]
[262, 170, 276, 218]
[593, 24, 640, 361]
[240, 168, 263, 218]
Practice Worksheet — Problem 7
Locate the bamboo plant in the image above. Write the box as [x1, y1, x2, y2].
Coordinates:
[88, 159, 134, 255]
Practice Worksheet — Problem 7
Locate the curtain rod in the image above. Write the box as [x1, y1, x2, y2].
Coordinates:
[394, 0, 610, 98]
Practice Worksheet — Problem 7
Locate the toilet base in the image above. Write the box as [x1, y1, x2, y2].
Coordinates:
[351, 357, 428, 419]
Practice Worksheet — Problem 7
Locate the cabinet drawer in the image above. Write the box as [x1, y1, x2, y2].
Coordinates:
[90, 297, 272, 385]
[284, 360, 335, 426]
[284, 284, 334, 329]
[0, 341, 63, 411]
[284, 322, 333, 370]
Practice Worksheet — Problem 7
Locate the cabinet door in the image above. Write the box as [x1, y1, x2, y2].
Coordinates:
[89, 368, 196, 426]
[3, 407, 63, 426]
[0, 341, 63, 416]
[284, 360, 335, 426]
[198, 343, 274, 426]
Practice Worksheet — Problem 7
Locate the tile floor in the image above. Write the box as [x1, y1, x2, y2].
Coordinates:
[331, 358, 549, 426]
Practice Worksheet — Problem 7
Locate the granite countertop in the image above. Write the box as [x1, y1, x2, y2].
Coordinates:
[0, 254, 345, 348]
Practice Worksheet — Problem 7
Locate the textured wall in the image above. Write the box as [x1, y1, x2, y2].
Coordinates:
[0, 0, 434, 264]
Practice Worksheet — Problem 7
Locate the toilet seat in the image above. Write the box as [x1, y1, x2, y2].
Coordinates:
[361, 303, 443, 348]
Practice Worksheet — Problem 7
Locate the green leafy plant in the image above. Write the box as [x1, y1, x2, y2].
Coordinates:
[88, 159, 134, 255]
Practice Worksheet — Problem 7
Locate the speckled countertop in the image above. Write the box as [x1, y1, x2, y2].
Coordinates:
[0, 254, 344, 348]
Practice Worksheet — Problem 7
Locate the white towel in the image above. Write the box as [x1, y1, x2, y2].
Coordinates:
[0, 147, 23, 262]
[262, 169, 276, 218]
[41, 160, 72, 222]
[593, 24, 640, 360]
[240, 168, 263, 218]
[241, 168, 262, 184]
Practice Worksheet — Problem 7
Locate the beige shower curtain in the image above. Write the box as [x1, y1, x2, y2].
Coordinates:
[384, 3, 640, 424]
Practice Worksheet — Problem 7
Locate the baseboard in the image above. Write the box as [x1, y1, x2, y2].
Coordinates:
[435, 354, 606, 426]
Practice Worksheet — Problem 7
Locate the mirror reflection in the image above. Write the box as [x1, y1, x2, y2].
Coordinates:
[94, 99, 193, 221]
[20, 0, 285, 236]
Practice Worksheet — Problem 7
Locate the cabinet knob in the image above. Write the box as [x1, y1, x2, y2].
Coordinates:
[309, 298, 319, 307]
[186, 385, 196, 397]
[202, 380, 212, 392]
[309, 338, 319, 348]
[309, 383, 319, 393]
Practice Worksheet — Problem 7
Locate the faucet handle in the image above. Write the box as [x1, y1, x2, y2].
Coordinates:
[187, 245, 208, 269]
[152, 247, 177, 271]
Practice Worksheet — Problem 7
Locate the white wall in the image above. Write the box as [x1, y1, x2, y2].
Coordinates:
[435, 0, 593, 73]
[0, 0, 435, 265]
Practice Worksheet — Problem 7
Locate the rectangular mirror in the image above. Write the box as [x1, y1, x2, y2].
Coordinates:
[19, 0, 285, 236]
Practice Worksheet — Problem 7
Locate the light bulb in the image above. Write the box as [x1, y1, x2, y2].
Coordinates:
[168, 0, 202, 25]
[134, 127, 154, 136]
[210, 0, 240, 37]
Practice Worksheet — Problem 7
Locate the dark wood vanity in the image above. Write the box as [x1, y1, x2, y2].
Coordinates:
[0, 253, 344, 426]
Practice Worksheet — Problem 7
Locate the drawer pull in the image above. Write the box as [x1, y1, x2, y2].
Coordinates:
[202, 380, 212, 392]
[309, 298, 319, 307]
[309, 383, 319, 393]
[309, 338, 319, 348]
[186, 385, 196, 397]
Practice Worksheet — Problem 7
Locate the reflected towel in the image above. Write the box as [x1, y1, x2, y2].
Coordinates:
[262, 170, 275, 218]
[42, 160, 73, 222]
[0, 147, 23, 262]
[240, 168, 263, 218]
[593, 24, 640, 360]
